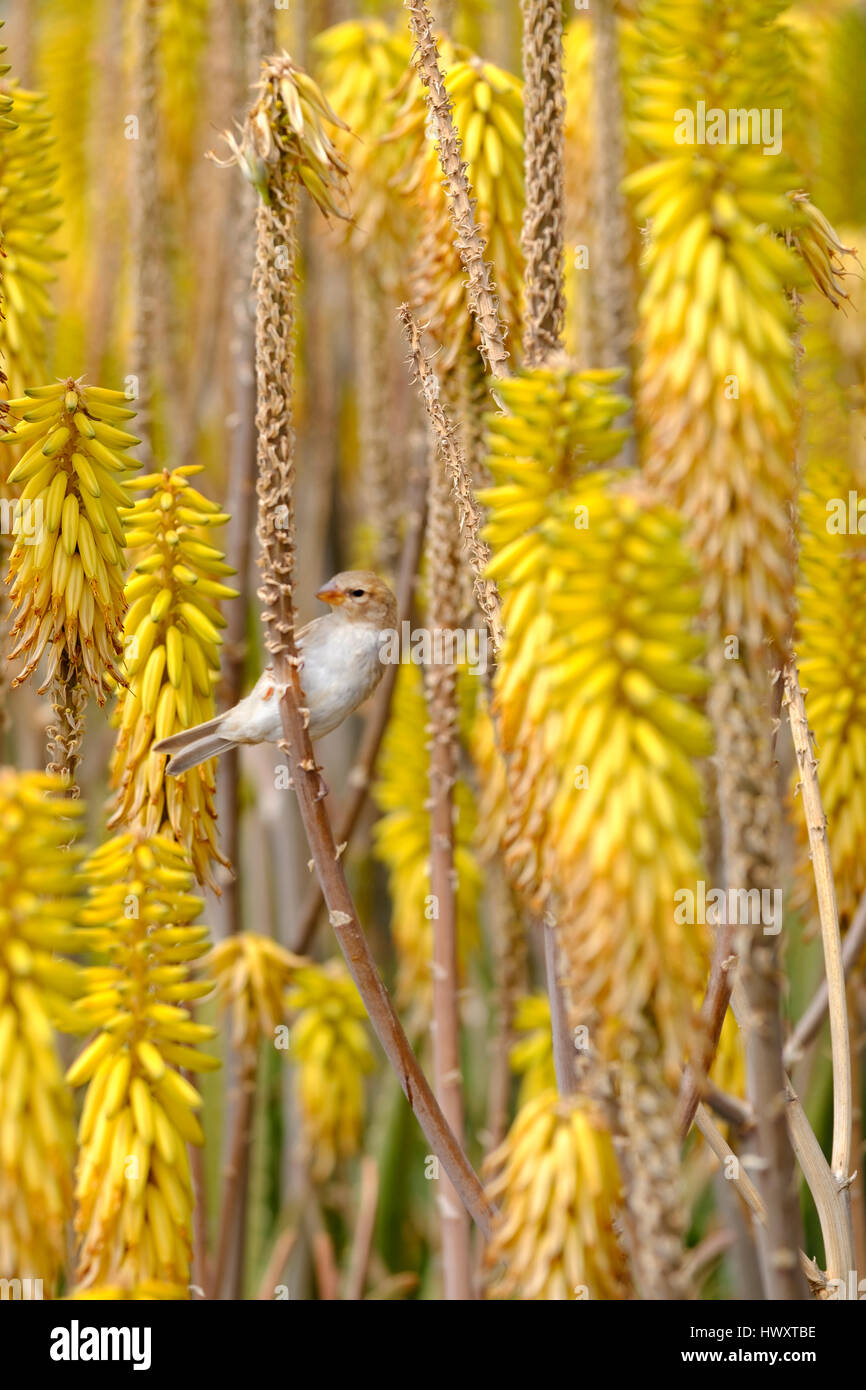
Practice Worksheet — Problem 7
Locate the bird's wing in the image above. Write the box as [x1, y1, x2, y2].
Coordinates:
[252, 618, 328, 691]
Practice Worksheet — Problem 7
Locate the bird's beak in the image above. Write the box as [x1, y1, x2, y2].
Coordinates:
[316, 585, 345, 607]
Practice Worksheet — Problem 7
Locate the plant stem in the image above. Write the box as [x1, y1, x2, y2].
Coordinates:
[784, 885, 866, 1064]
[784, 661, 852, 1186]
[400, 305, 504, 651]
[403, 0, 511, 378]
[520, 0, 565, 366]
[425, 420, 473, 1298]
[212, 1042, 257, 1298]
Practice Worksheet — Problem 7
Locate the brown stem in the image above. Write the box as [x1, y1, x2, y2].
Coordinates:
[543, 918, 577, 1095]
[190, 1139, 212, 1297]
[709, 653, 807, 1299]
[46, 651, 87, 796]
[484, 875, 527, 1151]
[676, 919, 737, 1140]
[400, 306, 504, 651]
[784, 886, 866, 1065]
[211, 1043, 258, 1299]
[403, 1, 511, 378]
[784, 661, 852, 1185]
[520, 0, 565, 365]
[289, 460, 427, 954]
[255, 1226, 297, 1301]
[343, 1156, 379, 1302]
[589, 0, 634, 381]
[425, 425, 473, 1298]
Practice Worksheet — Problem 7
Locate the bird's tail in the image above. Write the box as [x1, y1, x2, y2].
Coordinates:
[152, 715, 234, 776]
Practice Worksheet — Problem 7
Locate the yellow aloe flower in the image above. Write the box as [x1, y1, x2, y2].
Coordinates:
[2, 380, 138, 698]
[286, 960, 375, 1183]
[481, 367, 711, 1074]
[314, 18, 417, 265]
[70, 1280, 187, 1300]
[626, 0, 805, 655]
[0, 770, 85, 1291]
[69, 832, 218, 1291]
[484, 1090, 628, 1301]
[109, 465, 237, 893]
[208, 932, 303, 1051]
[0, 84, 62, 396]
[509, 994, 557, 1105]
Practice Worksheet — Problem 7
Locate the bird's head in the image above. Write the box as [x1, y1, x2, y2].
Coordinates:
[316, 570, 398, 630]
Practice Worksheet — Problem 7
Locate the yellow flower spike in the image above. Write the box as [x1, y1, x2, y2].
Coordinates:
[480, 368, 710, 1075]
[627, 0, 806, 657]
[286, 960, 376, 1183]
[0, 83, 62, 395]
[0, 769, 85, 1291]
[372, 661, 482, 1026]
[313, 19, 418, 267]
[2, 379, 137, 701]
[483, 1091, 628, 1301]
[208, 933, 304, 1052]
[108, 467, 236, 893]
[69, 832, 218, 1292]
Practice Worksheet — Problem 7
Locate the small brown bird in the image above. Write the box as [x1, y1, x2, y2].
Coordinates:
[153, 571, 398, 776]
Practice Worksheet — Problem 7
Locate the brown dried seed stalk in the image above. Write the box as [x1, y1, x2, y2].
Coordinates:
[399, 304, 504, 652]
[45, 650, 87, 796]
[403, 0, 511, 378]
[520, 0, 566, 366]
[589, 0, 634, 378]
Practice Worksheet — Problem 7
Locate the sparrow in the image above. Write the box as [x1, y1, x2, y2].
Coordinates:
[153, 570, 398, 776]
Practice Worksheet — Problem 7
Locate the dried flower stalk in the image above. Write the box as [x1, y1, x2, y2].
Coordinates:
[45, 650, 87, 793]
[520, 0, 565, 366]
[400, 305, 504, 651]
[403, 1, 511, 378]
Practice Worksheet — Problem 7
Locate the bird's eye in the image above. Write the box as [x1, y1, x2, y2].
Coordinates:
[351, 589, 365, 597]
